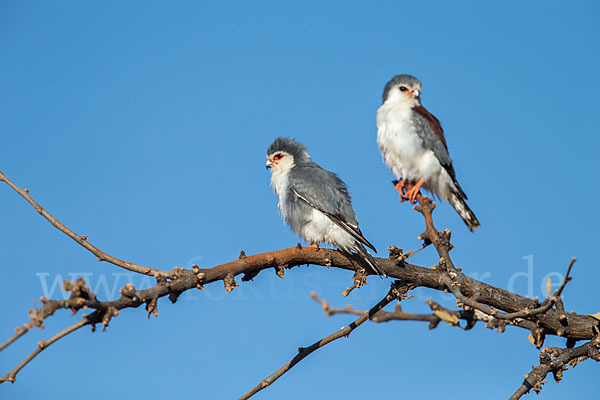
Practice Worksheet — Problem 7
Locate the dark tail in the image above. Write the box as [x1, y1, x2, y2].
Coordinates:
[449, 191, 480, 232]
[354, 242, 386, 278]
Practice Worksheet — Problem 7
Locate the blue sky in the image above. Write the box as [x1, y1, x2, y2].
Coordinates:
[1, 1, 598, 398]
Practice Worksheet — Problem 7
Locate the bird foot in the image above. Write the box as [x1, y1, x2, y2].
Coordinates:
[403, 178, 425, 204]
[394, 180, 406, 202]
[309, 243, 320, 250]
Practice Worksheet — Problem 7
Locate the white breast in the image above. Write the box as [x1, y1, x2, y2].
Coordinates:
[270, 168, 290, 220]
[377, 102, 455, 199]
[376, 102, 425, 181]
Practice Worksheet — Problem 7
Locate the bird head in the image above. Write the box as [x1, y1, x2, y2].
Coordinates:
[381, 74, 422, 106]
[266, 137, 311, 172]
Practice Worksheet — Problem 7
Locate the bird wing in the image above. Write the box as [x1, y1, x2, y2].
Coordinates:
[289, 164, 377, 253]
[412, 106, 468, 200]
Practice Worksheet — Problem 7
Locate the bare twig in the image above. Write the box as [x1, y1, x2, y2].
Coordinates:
[555, 258, 576, 298]
[342, 267, 368, 296]
[443, 257, 576, 322]
[311, 292, 543, 333]
[0, 170, 175, 278]
[0, 298, 72, 352]
[509, 334, 600, 399]
[410, 189, 457, 271]
[238, 281, 409, 400]
[0, 317, 91, 383]
[311, 292, 481, 330]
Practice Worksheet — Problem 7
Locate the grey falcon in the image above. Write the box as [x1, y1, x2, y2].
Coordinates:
[377, 74, 480, 232]
[266, 137, 385, 277]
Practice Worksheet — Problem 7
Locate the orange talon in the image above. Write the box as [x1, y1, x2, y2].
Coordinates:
[309, 243, 319, 249]
[394, 179, 405, 193]
[404, 178, 425, 204]
[394, 179, 406, 202]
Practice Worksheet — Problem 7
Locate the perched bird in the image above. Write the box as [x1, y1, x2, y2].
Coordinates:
[266, 137, 386, 277]
[376, 74, 480, 232]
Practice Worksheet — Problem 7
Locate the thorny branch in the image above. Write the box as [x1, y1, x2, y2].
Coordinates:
[1, 172, 599, 397]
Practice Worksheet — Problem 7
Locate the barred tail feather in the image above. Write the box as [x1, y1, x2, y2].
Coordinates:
[354, 242, 386, 278]
[449, 192, 480, 232]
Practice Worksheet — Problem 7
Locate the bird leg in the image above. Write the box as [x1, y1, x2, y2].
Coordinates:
[309, 243, 320, 250]
[404, 178, 425, 204]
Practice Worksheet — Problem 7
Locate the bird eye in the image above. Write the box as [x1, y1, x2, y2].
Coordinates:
[273, 153, 283, 161]
[399, 86, 408, 92]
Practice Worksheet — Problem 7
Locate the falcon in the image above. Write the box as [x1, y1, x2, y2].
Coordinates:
[377, 74, 480, 232]
[266, 137, 386, 277]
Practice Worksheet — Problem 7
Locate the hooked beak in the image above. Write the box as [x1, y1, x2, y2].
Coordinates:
[411, 89, 420, 99]
[266, 160, 273, 169]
